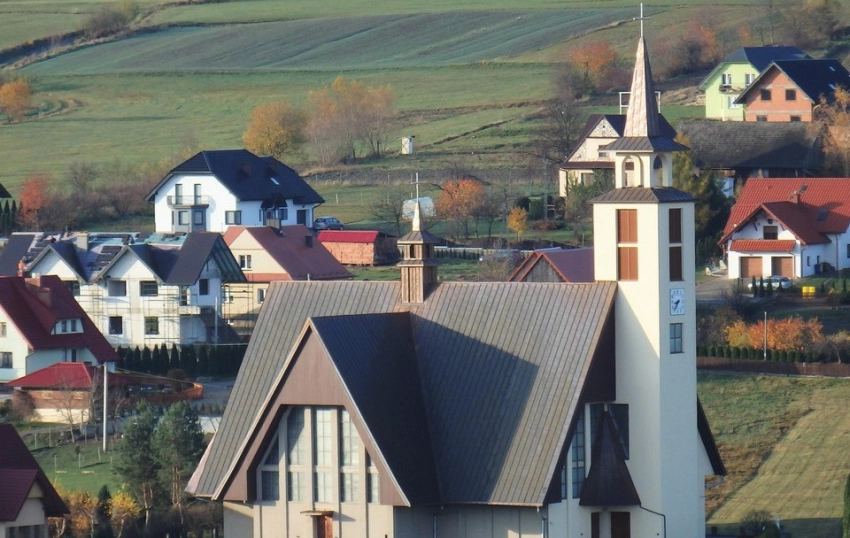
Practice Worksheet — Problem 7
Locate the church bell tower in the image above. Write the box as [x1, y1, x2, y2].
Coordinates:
[590, 29, 704, 538]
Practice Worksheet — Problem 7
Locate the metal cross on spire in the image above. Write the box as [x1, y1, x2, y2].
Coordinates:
[411, 172, 421, 200]
[633, 2, 649, 38]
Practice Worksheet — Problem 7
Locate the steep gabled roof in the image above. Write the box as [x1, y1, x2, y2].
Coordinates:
[0, 233, 38, 276]
[190, 281, 619, 506]
[510, 249, 595, 283]
[721, 178, 850, 244]
[0, 183, 11, 199]
[0, 424, 68, 521]
[698, 45, 810, 90]
[580, 412, 640, 507]
[735, 59, 850, 105]
[677, 120, 821, 172]
[563, 114, 678, 167]
[0, 276, 118, 361]
[145, 149, 324, 206]
[224, 226, 351, 281]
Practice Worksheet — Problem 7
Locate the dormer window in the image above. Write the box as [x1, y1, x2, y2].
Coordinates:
[55, 318, 81, 334]
[763, 226, 779, 240]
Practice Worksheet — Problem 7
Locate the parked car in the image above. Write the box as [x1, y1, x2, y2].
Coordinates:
[313, 216, 344, 230]
[747, 275, 792, 290]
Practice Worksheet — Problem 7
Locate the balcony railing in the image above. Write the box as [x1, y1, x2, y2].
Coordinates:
[167, 195, 211, 208]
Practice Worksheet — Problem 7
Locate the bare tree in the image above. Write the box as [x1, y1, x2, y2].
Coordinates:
[370, 185, 409, 237]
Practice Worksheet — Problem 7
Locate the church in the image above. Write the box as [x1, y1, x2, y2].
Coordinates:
[187, 34, 724, 538]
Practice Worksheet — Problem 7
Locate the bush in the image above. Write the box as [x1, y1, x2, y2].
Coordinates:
[82, 3, 137, 40]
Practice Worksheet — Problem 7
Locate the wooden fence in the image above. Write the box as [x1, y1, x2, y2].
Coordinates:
[698, 357, 850, 377]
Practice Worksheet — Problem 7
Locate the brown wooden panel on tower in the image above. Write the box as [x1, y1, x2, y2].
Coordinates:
[670, 246, 683, 281]
[618, 247, 638, 280]
[617, 209, 638, 243]
[669, 208, 682, 243]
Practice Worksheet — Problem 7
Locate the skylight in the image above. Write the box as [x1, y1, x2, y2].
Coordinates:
[270, 177, 280, 185]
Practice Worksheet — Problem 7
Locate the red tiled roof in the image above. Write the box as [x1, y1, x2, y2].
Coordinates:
[224, 226, 351, 281]
[510, 249, 595, 283]
[729, 239, 797, 253]
[317, 230, 381, 243]
[722, 178, 850, 245]
[0, 424, 68, 521]
[7, 362, 96, 389]
[0, 276, 118, 362]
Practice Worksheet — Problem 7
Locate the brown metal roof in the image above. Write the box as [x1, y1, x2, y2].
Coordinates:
[591, 187, 695, 204]
[190, 280, 618, 507]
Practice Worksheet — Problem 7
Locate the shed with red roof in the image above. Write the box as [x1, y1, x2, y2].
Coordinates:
[317, 230, 399, 266]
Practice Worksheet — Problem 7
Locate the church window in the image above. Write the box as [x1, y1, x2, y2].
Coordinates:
[286, 408, 306, 502]
[259, 438, 280, 501]
[340, 409, 360, 502]
[313, 408, 333, 503]
[571, 411, 586, 498]
[670, 323, 684, 354]
[617, 209, 638, 281]
[367, 454, 380, 503]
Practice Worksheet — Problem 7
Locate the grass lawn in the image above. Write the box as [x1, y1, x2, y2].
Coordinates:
[29, 437, 123, 495]
[700, 372, 850, 538]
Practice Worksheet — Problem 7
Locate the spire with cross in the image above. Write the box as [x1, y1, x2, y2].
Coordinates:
[633, 2, 649, 38]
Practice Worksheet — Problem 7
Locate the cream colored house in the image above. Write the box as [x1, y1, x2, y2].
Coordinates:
[188, 33, 723, 538]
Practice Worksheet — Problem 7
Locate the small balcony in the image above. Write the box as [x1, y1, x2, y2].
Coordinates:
[167, 195, 210, 208]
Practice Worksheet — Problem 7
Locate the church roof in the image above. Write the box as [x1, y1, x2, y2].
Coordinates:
[189, 280, 618, 506]
[591, 187, 694, 204]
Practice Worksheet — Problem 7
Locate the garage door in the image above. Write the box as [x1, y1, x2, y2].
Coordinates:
[771, 256, 793, 277]
[740, 257, 761, 278]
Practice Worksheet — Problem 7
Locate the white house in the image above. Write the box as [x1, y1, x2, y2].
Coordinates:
[0, 275, 118, 384]
[0, 424, 68, 536]
[0, 232, 246, 348]
[187, 34, 724, 538]
[720, 178, 850, 279]
[145, 149, 325, 233]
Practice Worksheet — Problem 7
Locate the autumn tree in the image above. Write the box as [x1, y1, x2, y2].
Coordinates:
[563, 169, 613, 245]
[0, 79, 32, 123]
[816, 85, 850, 176]
[783, 0, 841, 49]
[17, 173, 52, 230]
[242, 101, 306, 159]
[306, 76, 396, 166]
[110, 491, 141, 538]
[435, 177, 486, 240]
[672, 19, 721, 76]
[537, 64, 586, 165]
[507, 207, 528, 243]
[725, 316, 823, 351]
[563, 40, 618, 96]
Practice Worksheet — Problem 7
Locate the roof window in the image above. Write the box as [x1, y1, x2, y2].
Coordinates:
[270, 177, 280, 185]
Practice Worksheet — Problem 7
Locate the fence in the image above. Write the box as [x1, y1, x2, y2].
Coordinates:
[698, 357, 850, 377]
[435, 246, 534, 261]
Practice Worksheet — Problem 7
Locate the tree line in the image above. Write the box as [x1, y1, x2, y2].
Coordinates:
[117, 343, 247, 378]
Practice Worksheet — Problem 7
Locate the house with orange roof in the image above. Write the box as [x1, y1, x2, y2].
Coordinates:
[0, 275, 118, 384]
[222, 225, 351, 326]
[720, 178, 850, 279]
[0, 424, 68, 537]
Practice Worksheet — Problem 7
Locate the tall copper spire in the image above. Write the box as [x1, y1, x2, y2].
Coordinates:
[624, 36, 661, 138]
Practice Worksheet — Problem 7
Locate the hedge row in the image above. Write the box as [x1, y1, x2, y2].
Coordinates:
[697, 344, 820, 363]
[116, 343, 248, 378]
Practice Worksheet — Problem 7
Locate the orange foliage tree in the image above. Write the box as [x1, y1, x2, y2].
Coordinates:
[18, 173, 52, 230]
[565, 40, 618, 95]
[817, 85, 850, 176]
[435, 177, 486, 240]
[242, 101, 306, 159]
[725, 316, 823, 351]
[507, 207, 528, 243]
[0, 79, 32, 123]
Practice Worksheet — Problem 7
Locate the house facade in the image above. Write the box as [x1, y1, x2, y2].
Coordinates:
[0, 424, 68, 537]
[736, 59, 850, 122]
[146, 149, 324, 234]
[221, 225, 350, 330]
[698, 46, 809, 121]
[0, 232, 246, 347]
[721, 178, 850, 279]
[0, 275, 118, 383]
[187, 34, 723, 538]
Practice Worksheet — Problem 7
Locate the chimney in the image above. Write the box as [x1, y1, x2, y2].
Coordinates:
[77, 232, 89, 252]
[25, 277, 52, 308]
[17, 259, 25, 277]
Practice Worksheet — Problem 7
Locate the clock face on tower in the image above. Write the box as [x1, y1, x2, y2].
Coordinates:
[670, 288, 685, 316]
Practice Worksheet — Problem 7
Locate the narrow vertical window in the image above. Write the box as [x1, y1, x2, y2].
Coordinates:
[669, 208, 683, 281]
[313, 408, 333, 503]
[260, 438, 280, 501]
[339, 409, 360, 502]
[367, 454, 380, 504]
[617, 209, 638, 281]
[571, 410, 586, 498]
[286, 408, 305, 502]
[670, 323, 683, 354]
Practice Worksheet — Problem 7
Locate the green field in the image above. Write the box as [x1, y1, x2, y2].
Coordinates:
[0, 0, 797, 193]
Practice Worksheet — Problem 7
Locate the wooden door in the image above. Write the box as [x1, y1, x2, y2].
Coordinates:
[611, 511, 630, 538]
[316, 514, 333, 538]
[772, 256, 793, 277]
[740, 257, 761, 278]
